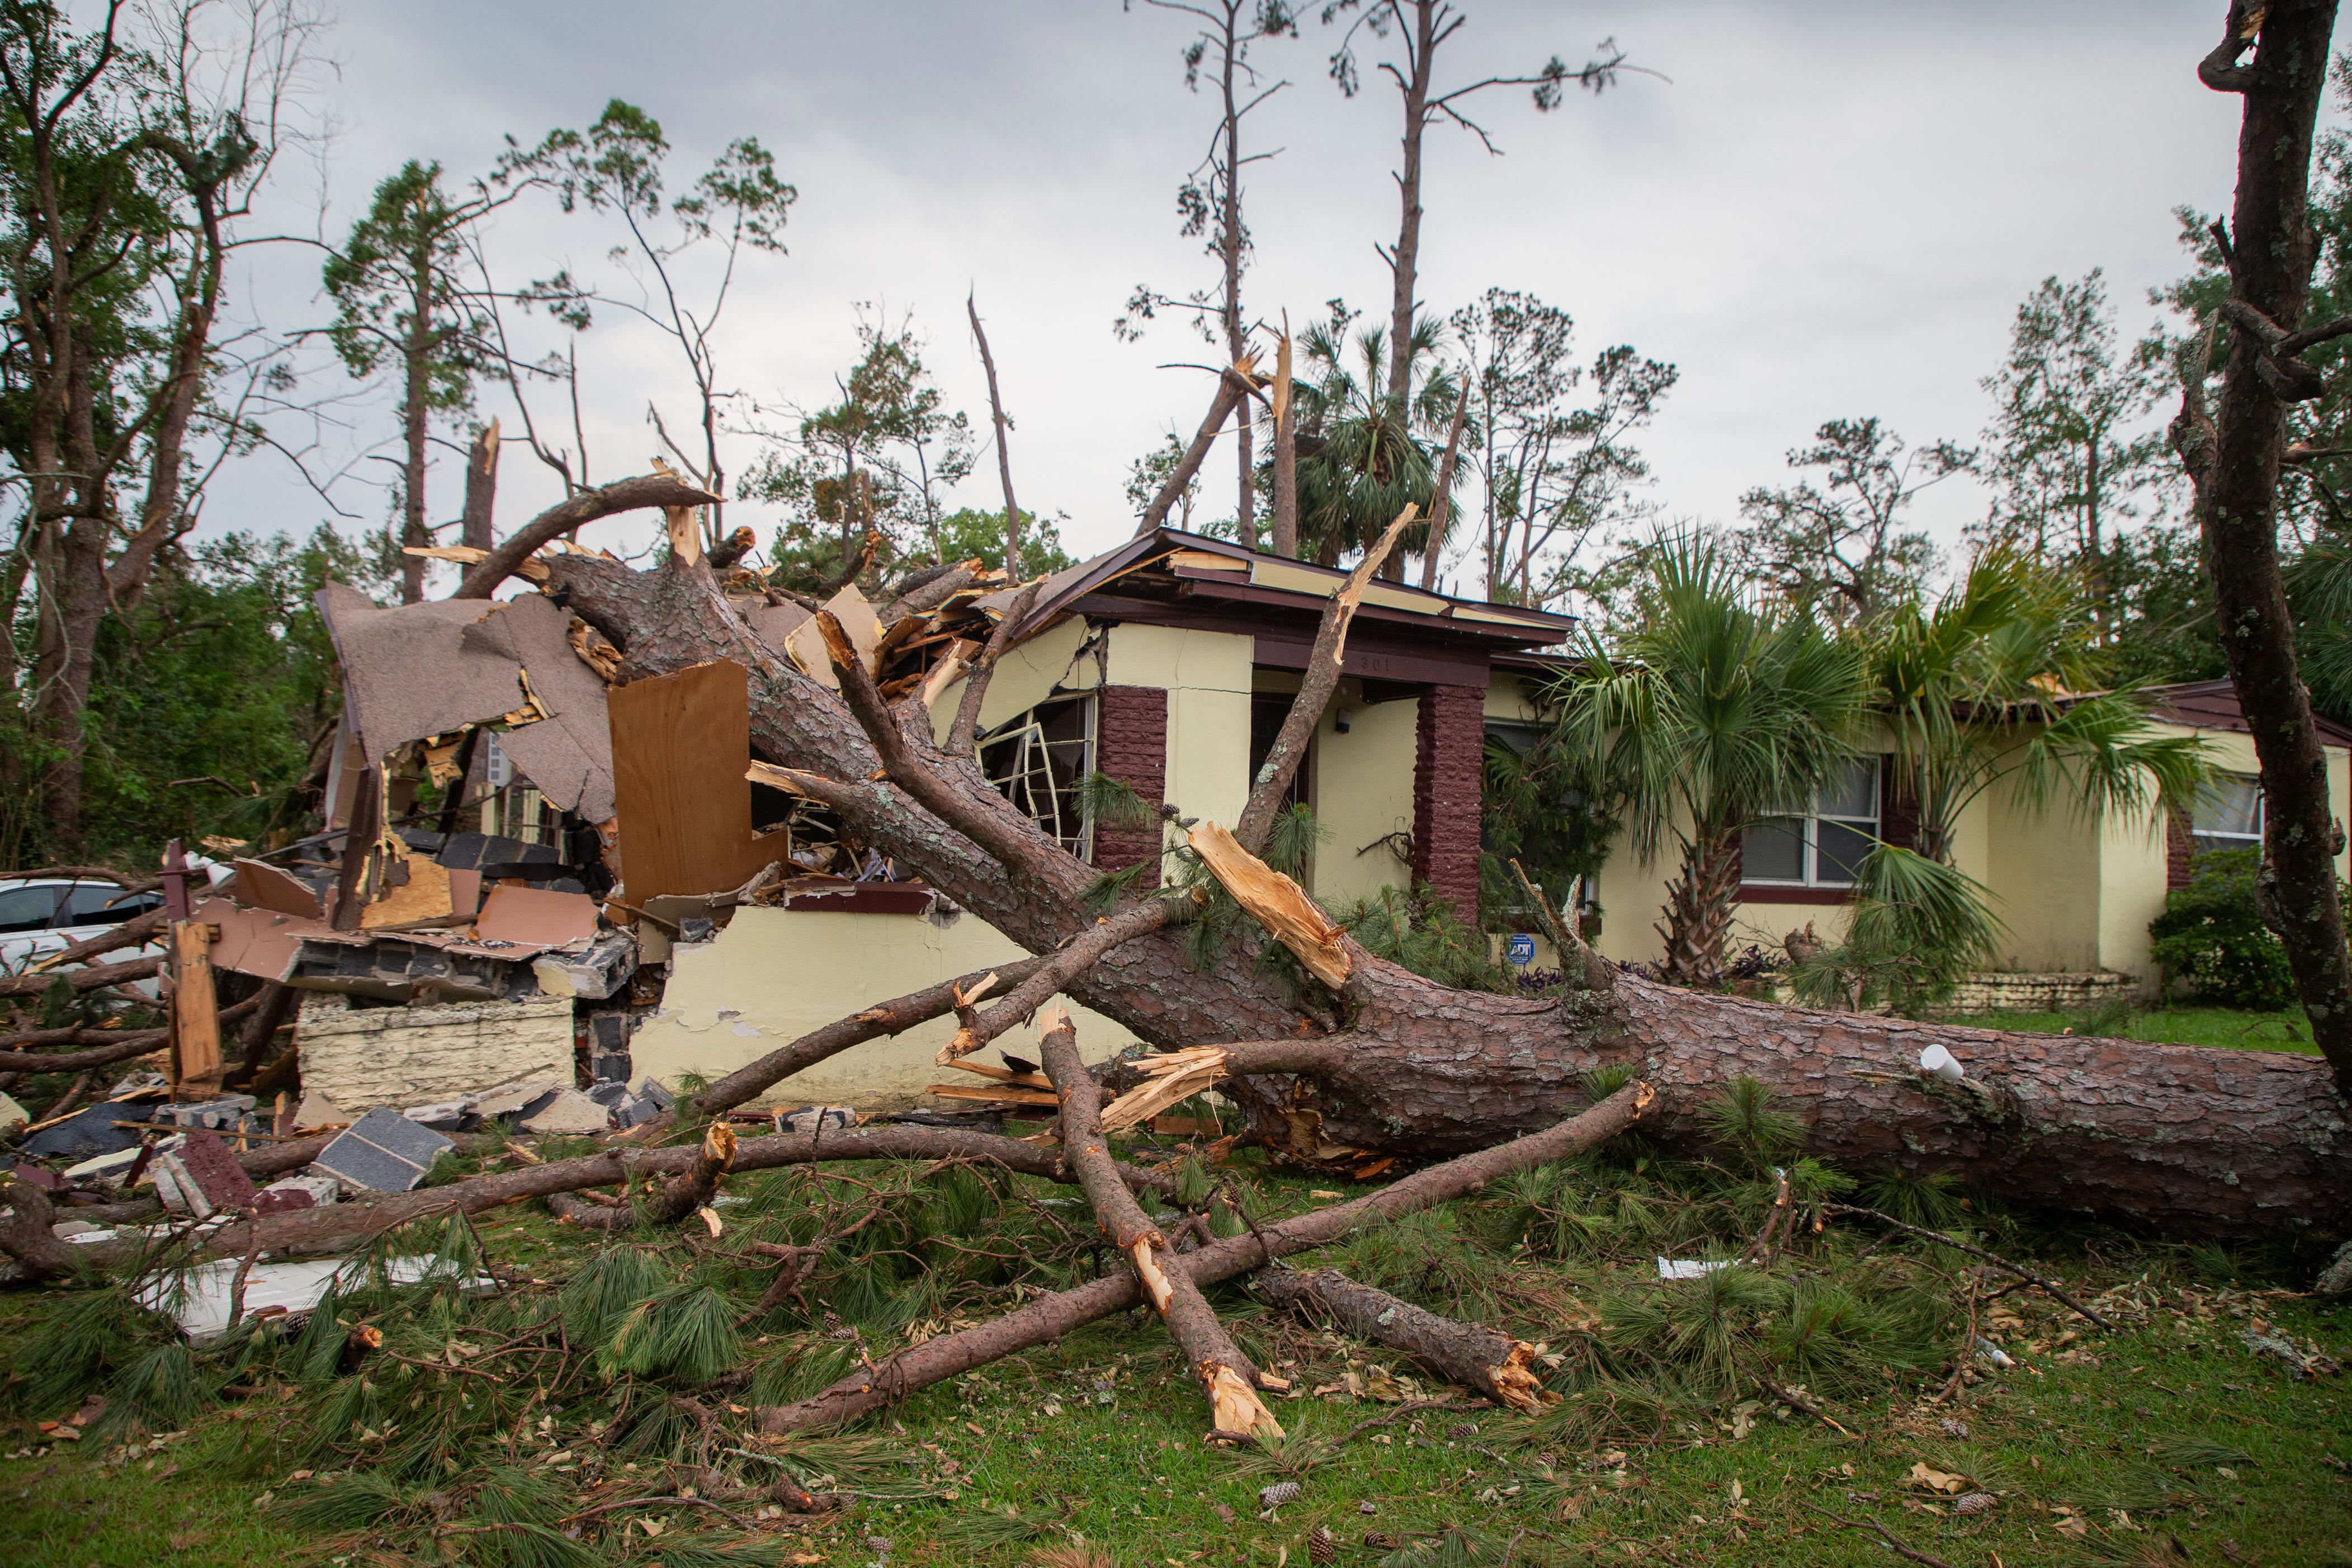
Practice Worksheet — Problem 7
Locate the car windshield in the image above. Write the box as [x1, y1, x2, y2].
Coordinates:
[56, 883, 159, 927]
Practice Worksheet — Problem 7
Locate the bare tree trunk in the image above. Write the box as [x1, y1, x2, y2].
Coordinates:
[967, 293, 1022, 572]
[545, 550, 2350, 1234]
[1654, 824, 1741, 989]
[460, 419, 500, 552]
[1272, 327, 1299, 558]
[1384, 1, 1437, 413]
[2171, 0, 2352, 1101]
[1419, 379, 1470, 590]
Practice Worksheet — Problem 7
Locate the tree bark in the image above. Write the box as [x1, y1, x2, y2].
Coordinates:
[1137, 372, 1251, 536]
[2172, 0, 2352, 1102]
[1654, 824, 1741, 989]
[450, 473, 719, 600]
[460, 420, 500, 553]
[1253, 1267, 1548, 1413]
[544, 550, 2350, 1235]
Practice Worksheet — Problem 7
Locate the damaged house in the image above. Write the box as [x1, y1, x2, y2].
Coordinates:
[233, 530, 1573, 1113]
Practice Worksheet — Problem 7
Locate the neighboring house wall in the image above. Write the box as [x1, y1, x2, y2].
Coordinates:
[629, 905, 1139, 1108]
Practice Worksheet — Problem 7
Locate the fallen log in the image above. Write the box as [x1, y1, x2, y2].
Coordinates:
[0, 1124, 1178, 1279]
[1040, 1010, 1282, 1439]
[542, 547, 2351, 1234]
[755, 1079, 1654, 1434]
[1253, 1267, 1550, 1414]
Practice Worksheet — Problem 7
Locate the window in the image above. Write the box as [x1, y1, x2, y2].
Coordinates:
[0, 885, 59, 934]
[1248, 693, 1311, 811]
[55, 884, 162, 929]
[979, 695, 1097, 859]
[2192, 773, 2263, 854]
[1742, 760, 1880, 889]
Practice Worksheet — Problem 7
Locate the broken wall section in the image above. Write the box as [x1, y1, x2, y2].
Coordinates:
[629, 904, 1139, 1108]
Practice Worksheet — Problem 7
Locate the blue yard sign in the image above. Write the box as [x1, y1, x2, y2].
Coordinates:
[1505, 933, 1537, 967]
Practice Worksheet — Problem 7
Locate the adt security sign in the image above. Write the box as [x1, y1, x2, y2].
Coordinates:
[1505, 933, 1537, 967]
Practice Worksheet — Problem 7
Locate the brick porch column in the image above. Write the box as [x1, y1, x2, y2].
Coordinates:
[1092, 685, 1167, 885]
[1411, 683, 1485, 919]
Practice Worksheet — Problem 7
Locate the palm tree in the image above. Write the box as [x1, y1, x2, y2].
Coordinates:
[1868, 550, 2211, 867]
[1283, 308, 1465, 568]
[1554, 537, 1872, 986]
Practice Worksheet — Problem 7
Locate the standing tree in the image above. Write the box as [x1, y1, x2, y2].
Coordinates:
[1451, 287, 1675, 606]
[1978, 270, 2168, 596]
[1736, 418, 1972, 627]
[1, 0, 321, 852]
[322, 162, 518, 603]
[1288, 301, 1460, 566]
[1321, 1, 1642, 415]
[2166, 0, 2352, 1100]
[500, 100, 794, 540]
[1118, 0, 1296, 547]
[743, 312, 973, 591]
[1552, 537, 1871, 987]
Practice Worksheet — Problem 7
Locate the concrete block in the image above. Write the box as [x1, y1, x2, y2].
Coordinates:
[611, 1095, 660, 1129]
[635, 1078, 675, 1113]
[585, 1080, 630, 1108]
[157, 1094, 258, 1133]
[294, 991, 572, 1111]
[591, 1051, 633, 1083]
[253, 1173, 338, 1216]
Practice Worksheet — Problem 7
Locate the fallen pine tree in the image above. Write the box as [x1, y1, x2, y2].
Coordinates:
[530, 519, 2349, 1240]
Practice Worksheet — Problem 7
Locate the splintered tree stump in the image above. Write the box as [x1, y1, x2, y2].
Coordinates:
[542, 549, 2352, 1236]
[1253, 1267, 1551, 1414]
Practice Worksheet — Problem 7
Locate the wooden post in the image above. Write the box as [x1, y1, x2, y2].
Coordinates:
[171, 920, 223, 1101]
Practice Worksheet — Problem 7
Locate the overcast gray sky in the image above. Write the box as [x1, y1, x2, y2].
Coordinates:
[212, 0, 2289, 599]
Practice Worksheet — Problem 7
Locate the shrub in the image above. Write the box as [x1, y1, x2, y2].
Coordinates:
[2147, 847, 2294, 1009]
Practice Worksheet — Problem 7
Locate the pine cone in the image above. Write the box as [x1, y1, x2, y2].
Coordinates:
[1953, 1491, 1997, 1514]
[1364, 1532, 1401, 1551]
[1309, 1524, 1338, 1564]
[1258, 1480, 1301, 1509]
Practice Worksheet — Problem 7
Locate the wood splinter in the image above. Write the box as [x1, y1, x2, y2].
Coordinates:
[1037, 1008, 1282, 1441]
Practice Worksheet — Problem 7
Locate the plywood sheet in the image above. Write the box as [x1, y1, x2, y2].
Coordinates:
[232, 858, 324, 919]
[475, 884, 598, 946]
[607, 660, 791, 904]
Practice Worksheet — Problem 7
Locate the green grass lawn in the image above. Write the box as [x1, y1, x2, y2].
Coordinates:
[2, 1135, 2346, 1568]
[1937, 1005, 2320, 1054]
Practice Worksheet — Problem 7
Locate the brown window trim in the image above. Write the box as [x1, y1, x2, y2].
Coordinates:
[780, 884, 937, 915]
[1737, 884, 1857, 905]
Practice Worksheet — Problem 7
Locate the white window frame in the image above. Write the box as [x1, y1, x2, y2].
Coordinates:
[978, 694, 1098, 862]
[1742, 759, 1881, 889]
[2191, 772, 2264, 854]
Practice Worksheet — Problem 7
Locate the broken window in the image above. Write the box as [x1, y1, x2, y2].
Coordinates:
[979, 695, 1097, 860]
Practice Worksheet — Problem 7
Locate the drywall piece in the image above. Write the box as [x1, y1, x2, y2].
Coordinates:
[476, 884, 599, 947]
[0, 1092, 26, 1131]
[150, 1130, 256, 1220]
[461, 594, 617, 823]
[59, 1146, 143, 1184]
[313, 581, 528, 758]
[519, 1088, 610, 1136]
[606, 659, 790, 903]
[291, 1089, 346, 1131]
[294, 992, 572, 1112]
[133, 1253, 489, 1347]
[196, 898, 318, 983]
[312, 1106, 455, 1193]
[231, 858, 324, 919]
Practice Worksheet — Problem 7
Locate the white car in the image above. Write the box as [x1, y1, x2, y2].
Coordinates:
[0, 876, 174, 999]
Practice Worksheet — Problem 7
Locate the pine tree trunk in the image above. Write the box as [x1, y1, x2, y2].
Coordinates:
[548, 554, 2350, 1236]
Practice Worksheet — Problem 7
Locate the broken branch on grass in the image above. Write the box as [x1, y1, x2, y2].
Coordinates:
[1797, 1501, 1959, 1568]
[1039, 1009, 1283, 1441]
[1824, 1204, 2114, 1329]
[1233, 503, 1416, 856]
[1253, 1268, 1552, 1414]
[757, 1079, 1654, 1435]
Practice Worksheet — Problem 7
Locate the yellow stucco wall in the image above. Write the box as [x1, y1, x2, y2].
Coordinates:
[1309, 679, 1419, 908]
[629, 905, 1139, 1108]
[1106, 622, 1254, 854]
